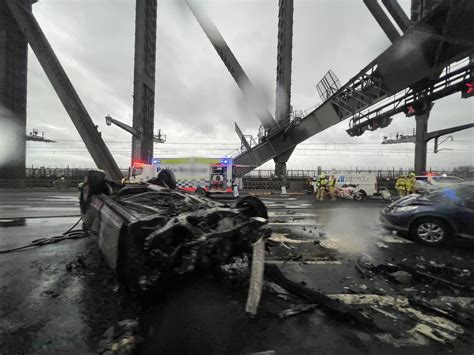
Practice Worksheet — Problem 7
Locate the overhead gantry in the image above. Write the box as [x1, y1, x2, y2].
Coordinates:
[105, 115, 166, 145]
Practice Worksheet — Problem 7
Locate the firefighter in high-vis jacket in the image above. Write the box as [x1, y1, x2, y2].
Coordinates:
[316, 174, 328, 201]
[395, 175, 407, 198]
[328, 175, 337, 201]
[406, 172, 417, 194]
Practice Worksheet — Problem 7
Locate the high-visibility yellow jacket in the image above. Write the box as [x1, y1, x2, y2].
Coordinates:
[406, 176, 416, 193]
[317, 178, 328, 188]
[395, 177, 406, 190]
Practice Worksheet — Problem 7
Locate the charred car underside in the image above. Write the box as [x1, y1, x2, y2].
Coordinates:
[79, 171, 269, 292]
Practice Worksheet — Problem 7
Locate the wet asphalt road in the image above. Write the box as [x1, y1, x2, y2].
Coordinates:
[1, 190, 474, 354]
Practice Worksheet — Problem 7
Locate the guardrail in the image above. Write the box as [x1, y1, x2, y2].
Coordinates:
[0, 179, 84, 189]
[244, 169, 463, 179]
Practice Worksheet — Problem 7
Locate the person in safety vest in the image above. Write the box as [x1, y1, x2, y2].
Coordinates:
[328, 175, 337, 201]
[406, 172, 417, 195]
[316, 174, 328, 201]
[395, 175, 407, 198]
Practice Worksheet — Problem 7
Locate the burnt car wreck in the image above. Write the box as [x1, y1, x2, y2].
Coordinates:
[79, 171, 269, 292]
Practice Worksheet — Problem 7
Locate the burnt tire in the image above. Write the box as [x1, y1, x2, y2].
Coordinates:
[195, 188, 207, 197]
[156, 169, 176, 190]
[410, 217, 449, 246]
[87, 170, 106, 195]
[354, 190, 366, 201]
[235, 196, 268, 220]
[80, 170, 106, 213]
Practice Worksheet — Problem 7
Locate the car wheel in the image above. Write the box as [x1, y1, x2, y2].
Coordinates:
[156, 170, 177, 190]
[354, 190, 366, 201]
[195, 188, 207, 197]
[236, 196, 268, 220]
[87, 170, 106, 195]
[410, 218, 449, 245]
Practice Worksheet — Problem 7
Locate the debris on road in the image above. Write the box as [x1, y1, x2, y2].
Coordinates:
[278, 304, 318, 318]
[264, 264, 379, 330]
[389, 271, 412, 284]
[398, 263, 474, 292]
[65, 255, 86, 272]
[246, 236, 266, 316]
[407, 296, 474, 328]
[376, 241, 389, 249]
[97, 319, 143, 354]
[331, 294, 466, 345]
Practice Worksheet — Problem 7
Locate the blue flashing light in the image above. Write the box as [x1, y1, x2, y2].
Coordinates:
[153, 159, 161, 164]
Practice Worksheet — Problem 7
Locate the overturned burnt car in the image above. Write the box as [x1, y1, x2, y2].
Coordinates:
[79, 170, 269, 292]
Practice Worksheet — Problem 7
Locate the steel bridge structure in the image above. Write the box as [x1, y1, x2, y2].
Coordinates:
[1, 0, 473, 182]
[230, 0, 474, 176]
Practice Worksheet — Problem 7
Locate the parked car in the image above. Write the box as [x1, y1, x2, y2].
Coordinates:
[379, 182, 474, 245]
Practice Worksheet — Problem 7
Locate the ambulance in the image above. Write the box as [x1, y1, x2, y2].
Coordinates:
[127, 157, 235, 196]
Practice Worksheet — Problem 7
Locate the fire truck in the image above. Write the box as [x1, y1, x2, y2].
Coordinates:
[127, 157, 235, 196]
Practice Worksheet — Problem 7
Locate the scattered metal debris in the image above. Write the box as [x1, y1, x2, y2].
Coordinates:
[246, 236, 267, 316]
[331, 294, 466, 345]
[66, 255, 86, 272]
[278, 304, 318, 318]
[389, 271, 412, 284]
[398, 264, 474, 292]
[407, 296, 474, 328]
[97, 319, 143, 354]
[264, 264, 379, 330]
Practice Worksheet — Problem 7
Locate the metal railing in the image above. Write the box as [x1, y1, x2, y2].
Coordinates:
[0, 179, 84, 189]
[244, 168, 461, 179]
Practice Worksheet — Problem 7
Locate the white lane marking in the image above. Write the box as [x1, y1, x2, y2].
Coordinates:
[323, 233, 414, 245]
[265, 260, 341, 265]
[268, 222, 322, 226]
[377, 234, 414, 244]
[265, 204, 313, 209]
[268, 212, 316, 217]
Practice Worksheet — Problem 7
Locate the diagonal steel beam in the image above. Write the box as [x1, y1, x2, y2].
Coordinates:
[5, 0, 123, 180]
[186, 0, 278, 131]
[381, 0, 411, 32]
[363, 0, 401, 42]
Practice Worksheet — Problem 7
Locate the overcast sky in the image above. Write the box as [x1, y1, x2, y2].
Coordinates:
[23, 0, 473, 170]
